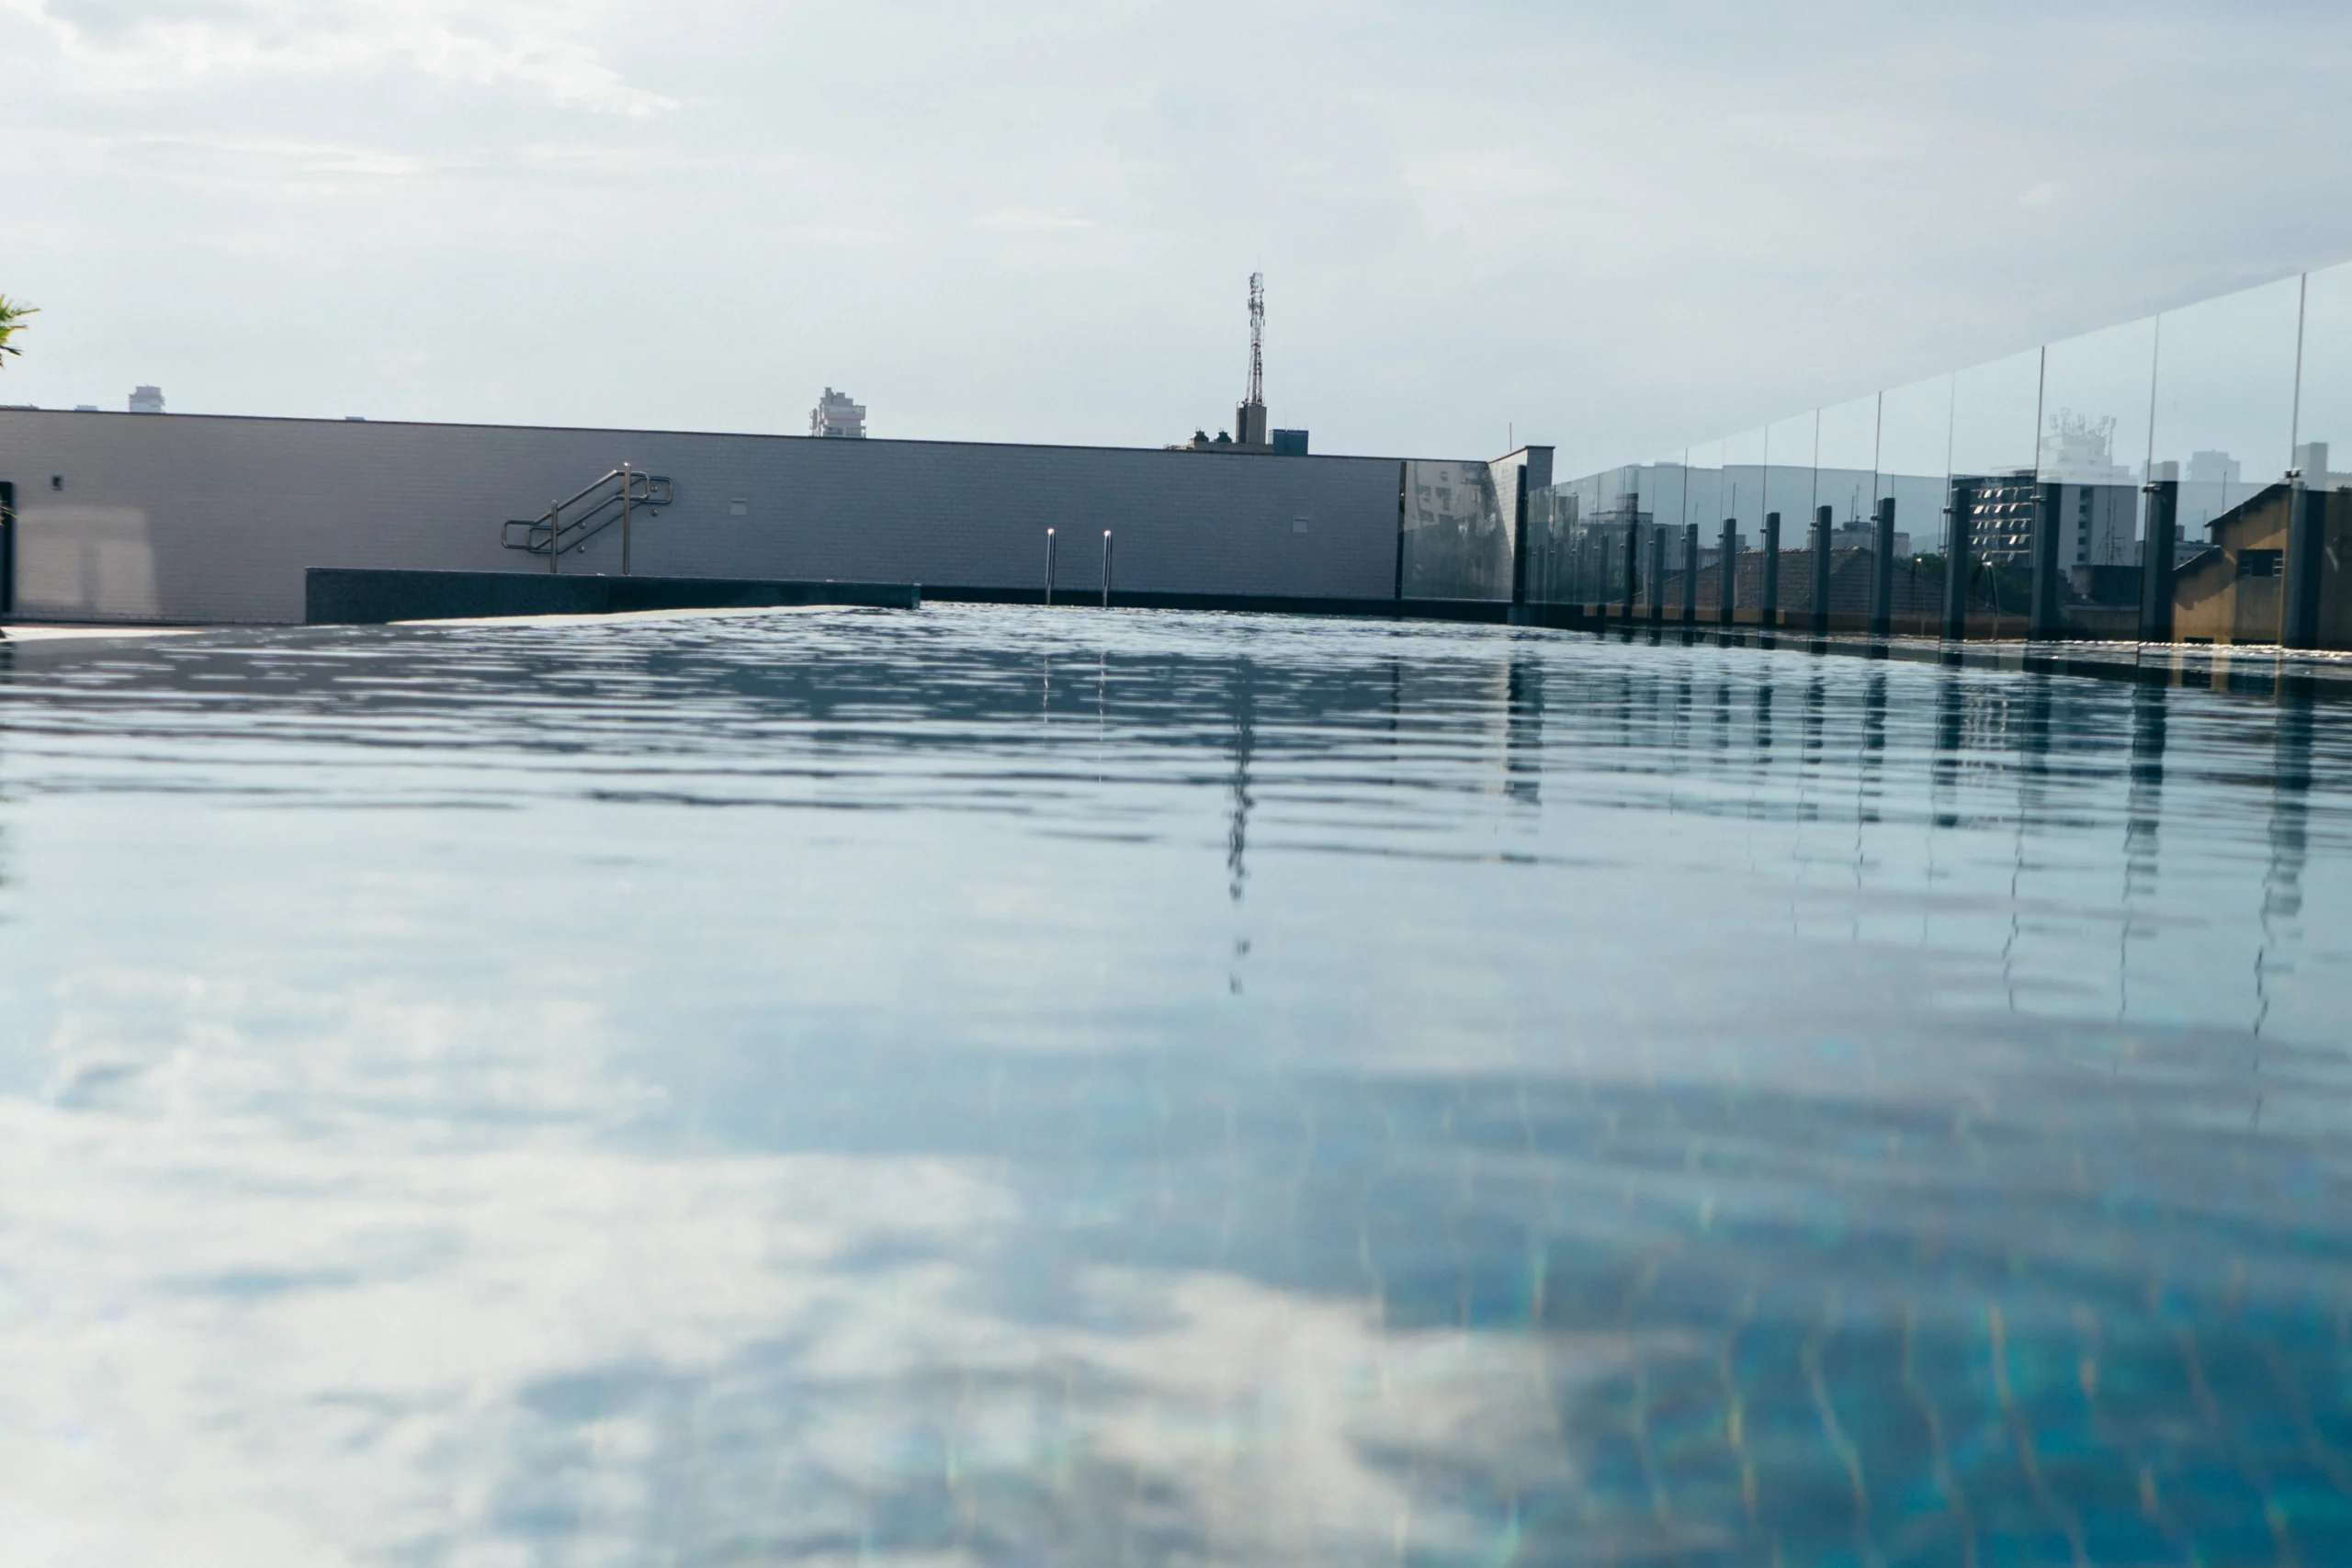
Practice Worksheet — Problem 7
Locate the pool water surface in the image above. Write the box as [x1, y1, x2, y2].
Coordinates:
[0, 604, 2346, 1566]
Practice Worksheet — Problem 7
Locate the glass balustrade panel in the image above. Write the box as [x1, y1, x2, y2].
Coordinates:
[1877, 374, 1954, 632]
[1950, 347, 2044, 636]
[2039, 314, 2157, 636]
[2151, 274, 2303, 647]
[2290, 262, 2352, 645]
[1761, 412, 1818, 626]
[1816, 393, 1884, 626]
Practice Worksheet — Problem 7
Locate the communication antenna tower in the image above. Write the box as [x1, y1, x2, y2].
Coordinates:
[1245, 273, 1264, 407]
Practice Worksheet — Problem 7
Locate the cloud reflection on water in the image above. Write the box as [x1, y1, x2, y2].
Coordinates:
[0, 606, 2345, 1563]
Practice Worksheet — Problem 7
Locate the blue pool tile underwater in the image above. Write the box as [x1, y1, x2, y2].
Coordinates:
[0, 604, 2346, 1564]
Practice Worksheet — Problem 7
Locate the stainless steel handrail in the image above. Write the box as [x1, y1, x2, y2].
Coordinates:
[499, 469, 673, 570]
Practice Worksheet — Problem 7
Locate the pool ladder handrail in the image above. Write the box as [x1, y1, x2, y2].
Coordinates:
[500, 468, 674, 571]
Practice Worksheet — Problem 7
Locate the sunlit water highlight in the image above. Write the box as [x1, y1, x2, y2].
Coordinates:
[0, 604, 2346, 1566]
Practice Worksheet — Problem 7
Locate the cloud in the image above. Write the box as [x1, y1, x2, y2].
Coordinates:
[972, 209, 1096, 234]
[106, 133, 436, 178]
[4, 0, 674, 114]
[7, 0, 2352, 461]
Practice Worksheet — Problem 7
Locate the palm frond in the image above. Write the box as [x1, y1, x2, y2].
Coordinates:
[0, 295, 39, 368]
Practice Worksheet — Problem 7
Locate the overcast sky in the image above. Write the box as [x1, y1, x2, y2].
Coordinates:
[6, 0, 2351, 472]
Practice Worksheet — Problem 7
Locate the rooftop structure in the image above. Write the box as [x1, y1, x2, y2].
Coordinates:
[809, 389, 865, 439]
[129, 385, 164, 414]
[0, 404, 1450, 625]
[1175, 275, 1303, 454]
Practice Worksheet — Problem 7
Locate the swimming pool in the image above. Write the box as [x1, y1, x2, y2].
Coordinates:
[0, 605, 2344, 1565]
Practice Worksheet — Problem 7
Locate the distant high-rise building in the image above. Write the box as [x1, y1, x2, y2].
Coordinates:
[129, 385, 164, 413]
[2035, 412, 2139, 568]
[810, 388, 865, 439]
[2180, 449, 2250, 539]
[1967, 471, 2041, 565]
[2186, 449, 2241, 487]
[1962, 470, 2139, 570]
[1832, 519, 1911, 558]
[1947, 410, 2146, 571]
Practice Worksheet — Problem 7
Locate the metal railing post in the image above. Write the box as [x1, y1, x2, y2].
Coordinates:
[1810, 504, 1832, 637]
[1871, 497, 1896, 637]
[2028, 482, 2063, 640]
[620, 463, 633, 577]
[548, 499, 560, 573]
[1648, 527, 1666, 624]
[1760, 511, 1781, 627]
[1681, 523, 1699, 625]
[1943, 479, 1975, 642]
[1045, 527, 1057, 605]
[2140, 474, 2178, 643]
[1717, 516, 1737, 626]
[1102, 529, 1114, 607]
[2285, 473, 2324, 649]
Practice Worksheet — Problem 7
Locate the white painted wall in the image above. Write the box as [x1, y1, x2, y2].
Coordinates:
[0, 412, 1416, 624]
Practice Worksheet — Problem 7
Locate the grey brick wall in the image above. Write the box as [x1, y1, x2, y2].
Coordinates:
[0, 411, 1416, 624]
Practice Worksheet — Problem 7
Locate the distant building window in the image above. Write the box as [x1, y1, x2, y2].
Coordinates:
[2238, 549, 2281, 579]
